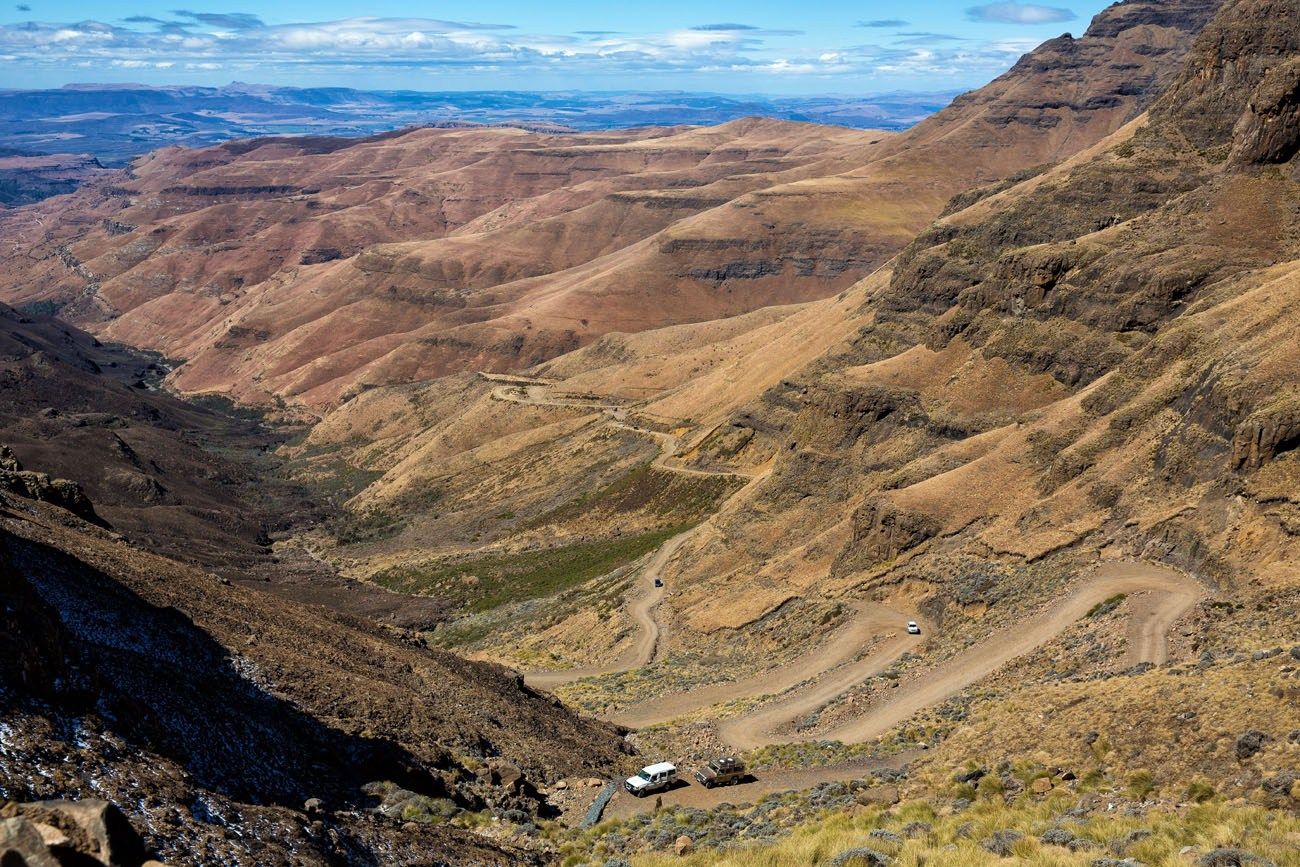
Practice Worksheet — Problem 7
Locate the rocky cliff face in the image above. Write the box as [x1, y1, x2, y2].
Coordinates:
[667, 0, 1300, 624]
[0, 153, 109, 207]
[0, 446, 99, 524]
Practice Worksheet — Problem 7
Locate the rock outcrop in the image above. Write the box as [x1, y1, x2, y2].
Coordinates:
[1232, 56, 1300, 164]
[0, 800, 149, 867]
[0, 446, 100, 524]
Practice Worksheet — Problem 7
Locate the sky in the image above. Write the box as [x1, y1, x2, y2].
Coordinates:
[1, 0, 1111, 93]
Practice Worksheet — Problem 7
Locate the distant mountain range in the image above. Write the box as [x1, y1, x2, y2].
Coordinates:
[0, 84, 957, 165]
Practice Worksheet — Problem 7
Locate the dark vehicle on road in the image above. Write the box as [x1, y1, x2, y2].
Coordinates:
[694, 756, 746, 788]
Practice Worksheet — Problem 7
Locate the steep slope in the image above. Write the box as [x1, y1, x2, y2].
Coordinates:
[0, 301, 305, 571]
[578, 0, 1300, 755]
[276, 0, 1225, 637]
[0, 478, 626, 863]
[294, 0, 1300, 807]
[0, 0, 1215, 411]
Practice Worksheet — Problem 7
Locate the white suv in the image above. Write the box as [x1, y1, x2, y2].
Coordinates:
[624, 762, 677, 796]
[906, 621, 921, 634]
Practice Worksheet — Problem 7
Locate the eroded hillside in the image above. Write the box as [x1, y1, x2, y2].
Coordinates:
[289, 0, 1299, 807]
[0, 0, 1215, 411]
[3, 0, 1299, 863]
[269, 0, 1228, 655]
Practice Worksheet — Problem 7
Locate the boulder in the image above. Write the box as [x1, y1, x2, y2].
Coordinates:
[0, 447, 101, 525]
[487, 759, 524, 790]
[1235, 730, 1270, 760]
[19, 799, 147, 867]
[674, 835, 694, 856]
[1031, 777, 1054, 794]
[0, 817, 62, 867]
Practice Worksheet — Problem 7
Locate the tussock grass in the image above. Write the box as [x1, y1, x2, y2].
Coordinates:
[622, 798, 1300, 867]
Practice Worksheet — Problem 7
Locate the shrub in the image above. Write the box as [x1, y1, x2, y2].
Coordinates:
[827, 848, 888, 867]
[977, 774, 1005, 798]
[1126, 770, 1156, 801]
[1185, 779, 1217, 803]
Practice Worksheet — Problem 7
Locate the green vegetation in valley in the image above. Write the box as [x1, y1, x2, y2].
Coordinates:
[373, 524, 688, 613]
[329, 507, 405, 545]
[528, 460, 741, 529]
[280, 441, 386, 504]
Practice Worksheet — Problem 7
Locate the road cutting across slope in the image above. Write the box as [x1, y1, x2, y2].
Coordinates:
[487, 376, 1206, 754]
[807, 560, 1205, 746]
[524, 531, 687, 690]
[493, 368, 763, 689]
[613, 600, 921, 730]
[538, 557, 1203, 757]
[482, 371, 751, 479]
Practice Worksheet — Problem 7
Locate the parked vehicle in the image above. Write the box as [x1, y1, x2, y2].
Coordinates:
[624, 762, 677, 796]
[906, 620, 921, 634]
[694, 756, 746, 788]
[654, 577, 664, 588]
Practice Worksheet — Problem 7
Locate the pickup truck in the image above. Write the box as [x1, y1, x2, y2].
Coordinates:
[693, 756, 746, 788]
[624, 762, 677, 796]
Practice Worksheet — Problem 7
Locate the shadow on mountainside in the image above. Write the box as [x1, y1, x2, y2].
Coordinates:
[0, 524, 444, 809]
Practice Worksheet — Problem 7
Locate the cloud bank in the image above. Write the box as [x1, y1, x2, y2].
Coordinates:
[0, 9, 1072, 87]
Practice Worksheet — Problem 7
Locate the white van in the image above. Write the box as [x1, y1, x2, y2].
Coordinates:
[624, 762, 677, 796]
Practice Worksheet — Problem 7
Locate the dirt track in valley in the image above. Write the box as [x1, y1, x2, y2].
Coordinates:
[614, 601, 921, 730]
[523, 533, 684, 690]
[601, 752, 916, 819]
[537, 555, 1205, 751]
[489, 373, 1208, 808]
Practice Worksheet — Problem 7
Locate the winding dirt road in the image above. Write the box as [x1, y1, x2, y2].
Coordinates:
[614, 601, 921, 730]
[536, 556, 1205, 751]
[495, 370, 757, 690]
[524, 531, 687, 690]
[746, 561, 1204, 747]
[486, 373, 1207, 810]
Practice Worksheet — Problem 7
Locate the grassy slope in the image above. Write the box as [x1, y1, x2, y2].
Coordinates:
[375, 523, 687, 613]
[620, 797, 1300, 866]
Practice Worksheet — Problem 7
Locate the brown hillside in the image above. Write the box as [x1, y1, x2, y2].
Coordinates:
[0, 483, 625, 863]
[278, 0, 1224, 627]
[0, 1, 1214, 409]
[293, 1, 1300, 802]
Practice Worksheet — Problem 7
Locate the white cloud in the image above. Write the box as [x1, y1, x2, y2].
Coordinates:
[966, 2, 1077, 25]
[0, 12, 1061, 85]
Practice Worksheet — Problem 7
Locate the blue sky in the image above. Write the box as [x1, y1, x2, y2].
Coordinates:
[1, 1, 1110, 92]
